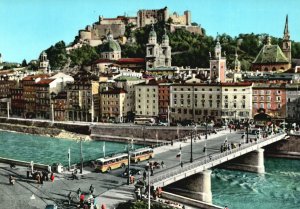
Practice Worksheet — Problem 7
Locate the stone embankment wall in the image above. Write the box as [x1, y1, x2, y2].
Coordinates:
[0, 118, 90, 135]
[91, 125, 211, 141]
[0, 118, 90, 140]
[265, 134, 300, 159]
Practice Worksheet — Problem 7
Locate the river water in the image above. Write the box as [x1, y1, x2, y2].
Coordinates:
[0, 131, 142, 166]
[212, 158, 300, 209]
[1, 131, 300, 208]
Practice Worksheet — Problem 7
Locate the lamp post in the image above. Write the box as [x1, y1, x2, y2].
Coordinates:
[167, 105, 170, 126]
[234, 110, 237, 131]
[148, 168, 151, 209]
[50, 92, 56, 123]
[190, 129, 193, 163]
[205, 115, 208, 140]
[68, 148, 71, 171]
[80, 137, 83, 174]
[246, 121, 249, 143]
[127, 138, 133, 185]
[143, 125, 146, 146]
[7, 101, 10, 119]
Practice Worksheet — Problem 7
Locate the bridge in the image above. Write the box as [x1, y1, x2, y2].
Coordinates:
[145, 132, 286, 204]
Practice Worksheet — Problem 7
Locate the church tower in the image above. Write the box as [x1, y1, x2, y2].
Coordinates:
[282, 15, 291, 63]
[161, 28, 172, 67]
[234, 48, 241, 72]
[210, 35, 226, 83]
[146, 25, 159, 69]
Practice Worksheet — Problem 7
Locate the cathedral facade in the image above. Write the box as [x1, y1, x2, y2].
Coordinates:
[145, 27, 172, 69]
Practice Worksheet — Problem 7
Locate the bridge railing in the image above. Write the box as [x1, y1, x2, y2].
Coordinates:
[151, 132, 286, 184]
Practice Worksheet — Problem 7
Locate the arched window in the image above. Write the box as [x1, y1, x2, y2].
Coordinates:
[264, 67, 268, 72]
[272, 67, 276, 72]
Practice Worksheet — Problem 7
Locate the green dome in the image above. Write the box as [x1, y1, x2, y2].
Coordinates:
[162, 33, 169, 40]
[149, 30, 157, 38]
[102, 39, 121, 52]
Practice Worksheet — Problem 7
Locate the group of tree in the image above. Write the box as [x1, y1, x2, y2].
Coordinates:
[33, 21, 300, 71]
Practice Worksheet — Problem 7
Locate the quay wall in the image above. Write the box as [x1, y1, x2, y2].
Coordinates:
[0, 118, 90, 136]
[265, 134, 300, 159]
[91, 125, 216, 141]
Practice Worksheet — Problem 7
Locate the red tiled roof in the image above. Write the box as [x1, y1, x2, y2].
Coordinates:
[22, 74, 49, 81]
[36, 79, 55, 85]
[93, 59, 115, 64]
[221, 82, 253, 87]
[117, 58, 145, 64]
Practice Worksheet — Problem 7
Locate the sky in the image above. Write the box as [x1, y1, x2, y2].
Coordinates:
[0, 0, 299, 63]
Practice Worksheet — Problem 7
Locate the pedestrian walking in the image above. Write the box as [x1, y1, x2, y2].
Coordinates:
[145, 161, 150, 171]
[150, 167, 154, 176]
[161, 161, 165, 168]
[67, 191, 72, 205]
[77, 188, 82, 199]
[101, 204, 106, 209]
[35, 173, 40, 184]
[131, 175, 135, 184]
[80, 194, 85, 204]
[89, 184, 95, 194]
[143, 171, 147, 180]
[50, 172, 54, 182]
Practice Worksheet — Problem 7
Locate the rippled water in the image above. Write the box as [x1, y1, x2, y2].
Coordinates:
[212, 158, 300, 209]
[0, 131, 142, 166]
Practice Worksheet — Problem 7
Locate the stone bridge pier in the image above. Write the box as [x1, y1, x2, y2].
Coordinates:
[221, 148, 265, 174]
[164, 170, 212, 203]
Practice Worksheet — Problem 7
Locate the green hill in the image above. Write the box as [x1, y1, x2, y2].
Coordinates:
[45, 22, 300, 71]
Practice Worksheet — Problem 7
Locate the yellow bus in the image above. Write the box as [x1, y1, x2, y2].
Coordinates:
[130, 147, 154, 163]
[134, 117, 155, 125]
[94, 153, 128, 172]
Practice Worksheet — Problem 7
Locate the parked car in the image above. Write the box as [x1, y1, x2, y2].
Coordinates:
[122, 167, 142, 177]
[158, 122, 168, 126]
[45, 204, 58, 209]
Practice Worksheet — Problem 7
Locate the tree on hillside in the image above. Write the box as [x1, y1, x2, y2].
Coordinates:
[69, 44, 99, 66]
[21, 59, 27, 67]
[45, 41, 68, 70]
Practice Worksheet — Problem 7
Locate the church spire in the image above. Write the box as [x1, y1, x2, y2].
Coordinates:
[283, 15, 290, 40]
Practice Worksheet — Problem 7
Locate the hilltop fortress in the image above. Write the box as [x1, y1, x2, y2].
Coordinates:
[76, 7, 202, 47]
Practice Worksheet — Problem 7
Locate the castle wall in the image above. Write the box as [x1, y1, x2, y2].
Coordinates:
[169, 11, 190, 25]
[79, 30, 92, 40]
[91, 24, 125, 39]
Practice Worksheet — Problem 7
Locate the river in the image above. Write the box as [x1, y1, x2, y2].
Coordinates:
[212, 157, 300, 209]
[0, 130, 142, 166]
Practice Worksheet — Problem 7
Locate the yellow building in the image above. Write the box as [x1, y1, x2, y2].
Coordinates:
[66, 71, 99, 122]
[135, 80, 159, 118]
[100, 88, 127, 122]
[221, 83, 253, 122]
[170, 84, 222, 123]
[114, 76, 144, 122]
[170, 82, 253, 123]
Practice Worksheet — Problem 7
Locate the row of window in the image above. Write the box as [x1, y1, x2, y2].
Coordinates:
[173, 88, 247, 92]
[253, 103, 281, 109]
[253, 96, 281, 101]
[253, 90, 281, 95]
